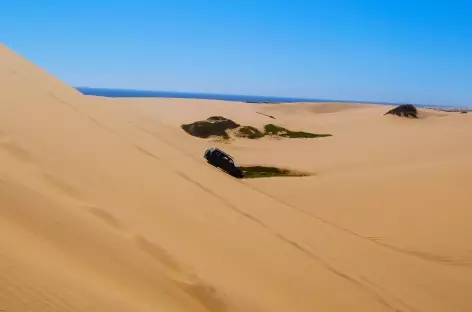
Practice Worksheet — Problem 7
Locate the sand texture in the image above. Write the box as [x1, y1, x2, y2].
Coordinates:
[1, 43, 472, 312]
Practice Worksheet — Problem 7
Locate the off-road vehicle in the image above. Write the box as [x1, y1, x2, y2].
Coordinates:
[204, 147, 244, 178]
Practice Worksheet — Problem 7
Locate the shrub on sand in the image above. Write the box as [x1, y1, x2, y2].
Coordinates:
[384, 104, 418, 118]
[234, 126, 265, 139]
[239, 166, 311, 178]
[181, 116, 240, 139]
[263, 124, 332, 138]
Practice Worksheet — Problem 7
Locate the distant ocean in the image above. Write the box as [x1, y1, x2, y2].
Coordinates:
[76, 87, 330, 104]
[76, 87, 468, 110]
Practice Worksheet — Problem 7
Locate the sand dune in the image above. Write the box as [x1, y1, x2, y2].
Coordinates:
[1, 43, 472, 312]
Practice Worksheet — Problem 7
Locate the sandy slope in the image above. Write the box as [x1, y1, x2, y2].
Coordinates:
[1, 43, 472, 312]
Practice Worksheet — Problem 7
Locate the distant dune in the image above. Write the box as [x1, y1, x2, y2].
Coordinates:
[1, 43, 472, 312]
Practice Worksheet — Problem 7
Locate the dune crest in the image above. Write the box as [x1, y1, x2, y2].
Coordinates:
[1, 44, 472, 312]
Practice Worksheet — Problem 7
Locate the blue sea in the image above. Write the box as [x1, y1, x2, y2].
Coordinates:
[76, 87, 332, 104]
[76, 87, 467, 110]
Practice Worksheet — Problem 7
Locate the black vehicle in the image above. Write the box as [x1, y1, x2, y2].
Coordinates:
[204, 147, 244, 178]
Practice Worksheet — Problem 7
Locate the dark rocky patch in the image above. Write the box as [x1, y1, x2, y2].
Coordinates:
[384, 104, 418, 118]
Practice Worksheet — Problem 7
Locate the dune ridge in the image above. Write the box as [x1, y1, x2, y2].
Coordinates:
[1, 43, 472, 312]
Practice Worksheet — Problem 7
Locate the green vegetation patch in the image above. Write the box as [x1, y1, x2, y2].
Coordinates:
[239, 166, 311, 179]
[263, 124, 332, 138]
[181, 116, 240, 139]
[182, 116, 332, 140]
[234, 126, 265, 139]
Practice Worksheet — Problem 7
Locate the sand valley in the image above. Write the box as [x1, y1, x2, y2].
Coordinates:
[1, 43, 472, 312]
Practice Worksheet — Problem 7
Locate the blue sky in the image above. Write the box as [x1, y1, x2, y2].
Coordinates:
[2, 0, 471, 106]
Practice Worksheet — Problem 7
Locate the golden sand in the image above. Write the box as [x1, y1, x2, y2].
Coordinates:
[1, 43, 471, 312]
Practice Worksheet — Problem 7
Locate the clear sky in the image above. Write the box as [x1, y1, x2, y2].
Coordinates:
[2, 0, 471, 106]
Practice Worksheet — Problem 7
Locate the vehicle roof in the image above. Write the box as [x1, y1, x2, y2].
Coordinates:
[208, 147, 234, 159]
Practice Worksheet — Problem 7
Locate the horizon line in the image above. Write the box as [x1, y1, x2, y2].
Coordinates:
[75, 86, 469, 109]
